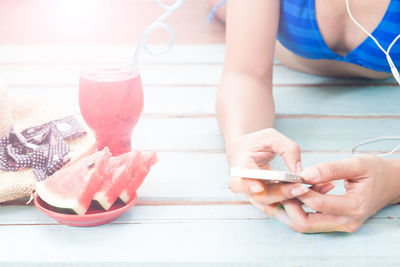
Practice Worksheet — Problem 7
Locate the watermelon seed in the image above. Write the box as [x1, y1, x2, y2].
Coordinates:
[87, 162, 95, 168]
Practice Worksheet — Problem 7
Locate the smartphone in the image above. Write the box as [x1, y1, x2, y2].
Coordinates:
[230, 168, 309, 184]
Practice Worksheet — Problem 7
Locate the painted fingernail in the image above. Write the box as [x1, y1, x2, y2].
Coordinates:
[290, 184, 309, 197]
[301, 168, 320, 182]
[250, 183, 264, 193]
[296, 161, 303, 174]
[320, 183, 335, 194]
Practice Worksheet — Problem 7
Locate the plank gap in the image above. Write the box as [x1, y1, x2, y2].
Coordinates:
[136, 200, 249, 206]
[8, 82, 399, 88]
[1, 216, 399, 227]
[137, 149, 400, 155]
[274, 83, 398, 87]
[141, 114, 400, 119]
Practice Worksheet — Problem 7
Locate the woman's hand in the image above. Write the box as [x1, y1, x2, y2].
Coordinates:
[266, 156, 400, 233]
[227, 128, 312, 209]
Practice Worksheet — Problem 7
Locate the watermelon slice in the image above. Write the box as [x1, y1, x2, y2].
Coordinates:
[36, 148, 111, 215]
[93, 151, 142, 211]
[119, 152, 157, 204]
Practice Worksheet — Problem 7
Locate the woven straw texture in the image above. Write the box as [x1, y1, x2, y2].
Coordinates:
[0, 81, 95, 203]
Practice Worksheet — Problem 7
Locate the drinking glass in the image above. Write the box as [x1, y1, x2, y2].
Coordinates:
[79, 63, 143, 155]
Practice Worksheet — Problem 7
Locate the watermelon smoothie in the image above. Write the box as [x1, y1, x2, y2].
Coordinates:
[79, 65, 143, 155]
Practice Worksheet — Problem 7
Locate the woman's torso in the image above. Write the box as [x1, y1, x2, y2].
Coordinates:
[275, 0, 399, 79]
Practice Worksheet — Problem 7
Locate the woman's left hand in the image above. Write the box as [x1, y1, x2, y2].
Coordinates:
[260, 156, 400, 233]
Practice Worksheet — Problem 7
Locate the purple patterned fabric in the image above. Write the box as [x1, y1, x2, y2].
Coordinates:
[0, 116, 86, 181]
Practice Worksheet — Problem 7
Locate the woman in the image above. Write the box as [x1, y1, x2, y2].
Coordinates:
[209, 0, 400, 233]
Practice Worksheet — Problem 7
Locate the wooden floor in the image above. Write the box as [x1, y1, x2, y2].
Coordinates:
[1, 0, 400, 266]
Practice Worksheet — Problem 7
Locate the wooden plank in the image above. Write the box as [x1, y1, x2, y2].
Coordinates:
[0, 45, 284, 66]
[138, 152, 350, 201]
[274, 85, 400, 116]
[5, 97, 395, 153]
[0, 152, 349, 204]
[275, 119, 400, 152]
[139, 152, 234, 201]
[0, 152, 350, 204]
[131, 118, 400, 152]
[1, 65, 223, 86]
[0, 209, 399, 265]
[0, 202, 398, 225]
[0, 205, 266, 225]
[10, 84, 400, 116]
[9, 86, 218, 117]
[1, 65, 396, 87]
[0, 45, 226, 65]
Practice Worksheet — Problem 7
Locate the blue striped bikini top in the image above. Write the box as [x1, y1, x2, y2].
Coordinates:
[277, 0, 400, 73]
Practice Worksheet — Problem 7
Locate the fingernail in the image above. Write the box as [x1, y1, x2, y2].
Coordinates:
[248, 197, 265, 212]
[290, 184, 309, 197]
[250, 183, 264, 193]
[301, 168, 320, 182]
[296, 161, 303, 174]
[320, 183, 335, 194]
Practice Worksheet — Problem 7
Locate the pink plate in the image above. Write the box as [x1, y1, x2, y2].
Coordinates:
[34, 194, 137, 227]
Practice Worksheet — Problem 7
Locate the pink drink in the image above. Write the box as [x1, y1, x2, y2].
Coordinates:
[79, 65, 143, 155]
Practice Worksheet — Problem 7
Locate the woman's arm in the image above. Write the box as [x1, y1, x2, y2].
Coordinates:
[217, 1, 311, 206]
[217, 0, 280, 164]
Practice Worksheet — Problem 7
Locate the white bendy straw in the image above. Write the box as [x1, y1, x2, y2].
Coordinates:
[132, 0, 184, 66]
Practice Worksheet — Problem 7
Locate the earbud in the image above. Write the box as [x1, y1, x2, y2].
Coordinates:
[387, 54, 400, 85]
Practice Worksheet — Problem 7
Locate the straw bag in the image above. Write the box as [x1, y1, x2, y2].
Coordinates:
[0, 80, 96, 203]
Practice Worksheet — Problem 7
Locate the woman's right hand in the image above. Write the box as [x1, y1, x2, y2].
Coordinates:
[227, 128, 326, 211]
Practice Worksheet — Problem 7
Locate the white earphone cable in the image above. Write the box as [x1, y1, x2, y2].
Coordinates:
[388, 35, 400, 54]
[350, 137, 400, 157]
[346, 0, 400, 157]
[346, 0, 400, 85]
[345, 0, 387, 54]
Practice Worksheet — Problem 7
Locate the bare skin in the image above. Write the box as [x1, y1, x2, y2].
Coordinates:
[208, 0, 392, 78]
[209, 0, 400, 233]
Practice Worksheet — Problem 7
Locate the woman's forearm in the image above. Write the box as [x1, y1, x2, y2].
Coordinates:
[216, 71, 275, 159]
[217, 0, 280, 164]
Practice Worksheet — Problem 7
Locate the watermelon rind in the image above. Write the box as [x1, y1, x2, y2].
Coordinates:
[119, 152, 158, 204]
[93, 190, 112, 211]
[36, 182, 86, 215]
[119, 190, 130, 204]
[93, 164, 126, 211]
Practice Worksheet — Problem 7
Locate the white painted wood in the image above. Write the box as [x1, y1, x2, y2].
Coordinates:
[0, 205, 267, 225]
[132, 118, 400, 151]
[0, 45, 284, 66]
[0, 45, 226, 65]
[0, 206, 399, 265]
[138, 152, 350, 201]
[138, 152, 234, 201]
[9, 86, 218, 116]
[0, 152, 348, 205]
[1, 64, 223, 86]
[1, 45, 400, 267]
[0, 202, 398, 224]
[9, 84, 400, 116]
[274, 85, 400, 116]
[2, 64, 395, 87]
[133, 117, 222, 151]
